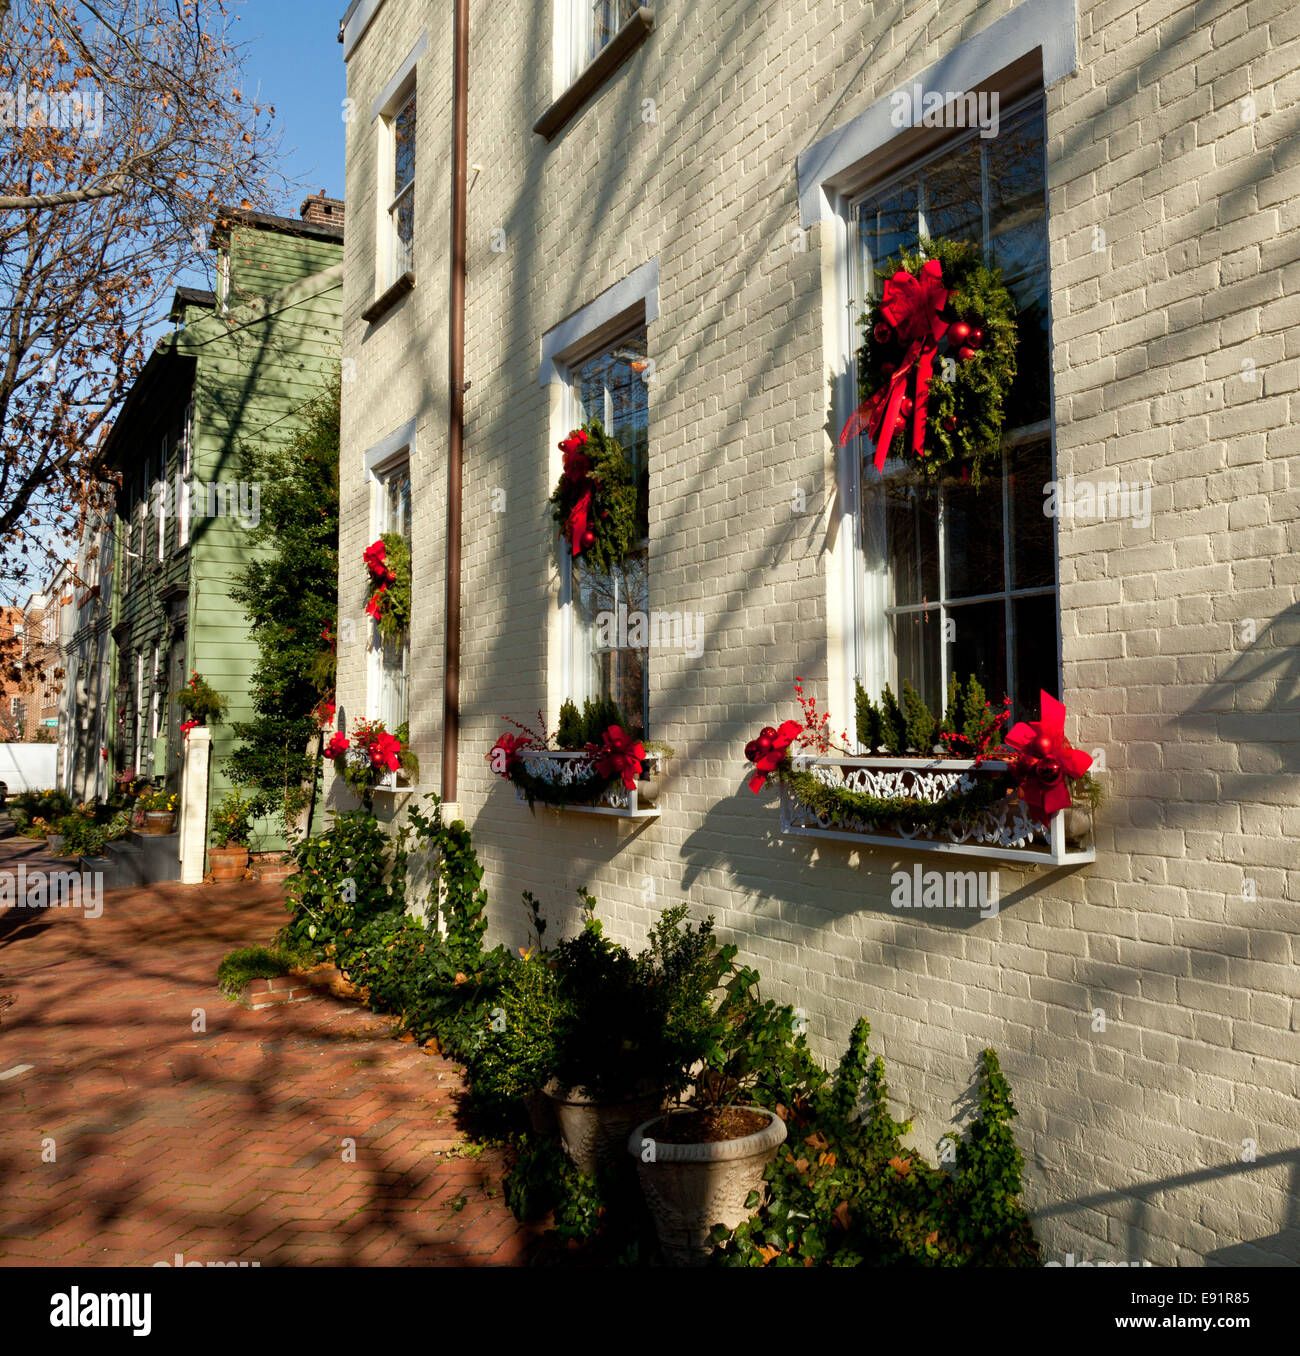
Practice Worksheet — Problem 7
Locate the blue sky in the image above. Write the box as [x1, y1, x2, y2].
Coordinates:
[237, 2, 348, 205]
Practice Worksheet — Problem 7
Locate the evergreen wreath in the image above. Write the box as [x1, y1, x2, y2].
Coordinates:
[363, 532, 411, 643]
[548, 419, 639, 574]
[843, 236, 1018, 487]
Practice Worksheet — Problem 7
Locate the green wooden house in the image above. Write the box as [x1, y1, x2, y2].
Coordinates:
[99, 196, 344, 868]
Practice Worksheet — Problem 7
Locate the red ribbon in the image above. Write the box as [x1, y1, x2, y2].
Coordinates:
[560, 433, 594, 557]
[839, 258, 950, 472]
[593, 724, 645, 790]
[1004, 691, 1093, 819]
[744, 719, 804, 794]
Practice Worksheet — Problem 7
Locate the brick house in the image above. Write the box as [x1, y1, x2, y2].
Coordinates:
[333, 0, 1299, 1264]
[0, 605, 25, 740]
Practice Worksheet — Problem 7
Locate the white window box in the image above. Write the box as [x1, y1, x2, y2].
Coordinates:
[371, 768, 416, 795]
[778, 754, 1095, 867]
[514, 749, 662, 819]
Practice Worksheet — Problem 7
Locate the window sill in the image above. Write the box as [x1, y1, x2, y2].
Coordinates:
[777, 754, 1095, 867]
[513, 750, 662, 818]
[533, 7, 655, 141]
[361, 270, 415, 325]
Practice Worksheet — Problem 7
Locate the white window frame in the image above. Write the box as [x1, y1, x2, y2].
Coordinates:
[362, 420, 416, 791]
[134, 650, 146, 774]
[178, 404, 194, 549]
[371, 34, 425, 295]
[218, 249, 230, 313]
[150, 643, 161, 740]
[848, 96, 1056, 719]
[795, 0, 1078, 727]
[156, 436, 168, 561]
[554, 0, 638, 92]
[539, 259, 659, 735]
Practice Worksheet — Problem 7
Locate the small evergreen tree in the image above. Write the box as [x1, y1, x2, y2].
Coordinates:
[901, 680, 936, 754]
[228, 385, 340, 836]
[855, 681, 883, 753]
[879, 684, 906, 755]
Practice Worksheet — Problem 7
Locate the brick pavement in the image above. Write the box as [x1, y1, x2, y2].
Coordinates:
[0, 827, 539, 1266]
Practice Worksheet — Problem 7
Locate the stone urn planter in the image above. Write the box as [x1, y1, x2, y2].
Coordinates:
[143, 811, 176, 835]
[209, 845, 250, 882]
[522, 1089, 558, 1135]
[628, 1105, 787, 1265]
[544, 1080, 662, 1174]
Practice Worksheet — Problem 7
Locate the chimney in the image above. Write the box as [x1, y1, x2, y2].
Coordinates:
[300, 190, 345, 230]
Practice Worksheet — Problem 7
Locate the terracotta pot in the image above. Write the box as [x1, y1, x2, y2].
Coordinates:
[544, 1080, 662, 1175]
[629, 1106, 787, 1265]
[209, 845, 250, 882]
[143, 811, 175, 835]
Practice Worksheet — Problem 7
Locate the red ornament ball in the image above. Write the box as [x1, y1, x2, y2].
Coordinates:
[969, 328, 984, 349]
[948, 321, 971, 344]
[873, 322, 891, 345]
[1032, 733, 1054, 758]
[581, 529, 596, 547]
[958, 346, 977, 363]
[942, 415, 958, 432]
[899, 397, 914, 417]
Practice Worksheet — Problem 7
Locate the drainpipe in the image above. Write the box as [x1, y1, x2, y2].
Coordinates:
[442, 0, 469, 807]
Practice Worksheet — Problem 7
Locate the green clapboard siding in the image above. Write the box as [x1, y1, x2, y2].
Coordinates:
[106, 217, 342, 858]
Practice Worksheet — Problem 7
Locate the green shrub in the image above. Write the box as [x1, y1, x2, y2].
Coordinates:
[210, 790, 255, 847]
[217, 946, 290, 999]
[711, 1027, 1041, 1267]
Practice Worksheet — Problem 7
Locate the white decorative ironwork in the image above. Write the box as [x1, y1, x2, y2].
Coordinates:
[514, 750, 661, 818]
[778, 755, 1094, 865]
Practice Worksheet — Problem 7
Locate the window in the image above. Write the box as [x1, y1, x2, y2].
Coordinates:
[852, 96, 1055, 723]
[178, 405, 193, 549]
[156, 436, 168, 561]
[386, 90, 416, 287]
[567, 0, 639, 81]
[371, 457, 411, 734]
[565, 326, 650, 738]
[218, 249, 230, 313]
[10, 696, 18, 716]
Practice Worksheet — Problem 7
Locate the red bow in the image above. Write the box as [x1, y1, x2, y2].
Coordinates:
[559, 430, 594, 557]
[363, 539, 387, 579]
[1004, 691, 1092, 819]
[325, 732, 350, 760]
[593, 724, 645, 790]
[488, 733, 532, 777]
[839, 258, 950, 472]
[744, 719, 803, 793]
[367, 730, 402, 771]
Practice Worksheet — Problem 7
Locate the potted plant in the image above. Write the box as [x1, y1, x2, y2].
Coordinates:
[209, 790, 254, 881]
[139, 789, 178, 834]
[540, 892, 680, 1173]
[175, 670, 228, 728]
[627, 930, 833, 1265]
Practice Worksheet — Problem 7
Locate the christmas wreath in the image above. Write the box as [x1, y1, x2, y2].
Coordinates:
[548, 420, 639, 574]
[839, 237, 1017, 487]
[364, 533, 411, 642]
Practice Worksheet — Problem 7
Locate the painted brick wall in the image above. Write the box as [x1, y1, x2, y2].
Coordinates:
[337, 0, 1300, 1265]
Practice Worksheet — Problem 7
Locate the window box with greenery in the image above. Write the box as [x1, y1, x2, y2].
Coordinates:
[745, 678, 1098, 867]
[489, 698, 671, 818]
[327, 718, 419, 808]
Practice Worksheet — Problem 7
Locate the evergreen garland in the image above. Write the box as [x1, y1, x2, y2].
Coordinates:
[366, 531, 411, 643]
[548, 419, 639, 575]
[785, 761, 1016, 834]
[508, 759, 619, 811]
[855, 237, 1017, 486]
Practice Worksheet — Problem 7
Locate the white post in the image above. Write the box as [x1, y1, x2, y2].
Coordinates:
[179, 727, 212, 884]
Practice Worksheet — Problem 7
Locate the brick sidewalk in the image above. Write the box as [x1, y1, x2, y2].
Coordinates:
[0, 829, 538, 1266]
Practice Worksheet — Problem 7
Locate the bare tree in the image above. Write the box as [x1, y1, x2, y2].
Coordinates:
[0, 0, 286, 588]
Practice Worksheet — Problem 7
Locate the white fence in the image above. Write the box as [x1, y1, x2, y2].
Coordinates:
[0, 743, 59, 795]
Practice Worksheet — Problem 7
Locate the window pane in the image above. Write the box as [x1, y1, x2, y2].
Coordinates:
[393, 94, 416, 196]
[889, 608, 942, 714]
[391, 184, 414, 277]
[858, 181, 919, 286]
[590, 1, 638, 60]
[943, 473, 1004, 599]
[946, 598, 1006, 704]
[1012, 593, 1058, 718]
[869, 475, 939, 607]
[922, 140, 982, 246]
[574, 327, 649, 537]
[988, 103, 1046, 280]
[574, 549, 648, 738]
[1008, 440, 1055, 590]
